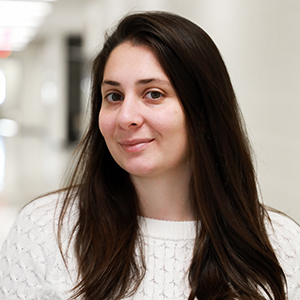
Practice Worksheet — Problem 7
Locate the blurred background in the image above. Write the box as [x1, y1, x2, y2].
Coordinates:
[0, 0, 299, 245]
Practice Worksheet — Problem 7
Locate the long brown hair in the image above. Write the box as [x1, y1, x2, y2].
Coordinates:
[59, 11, 286, 300]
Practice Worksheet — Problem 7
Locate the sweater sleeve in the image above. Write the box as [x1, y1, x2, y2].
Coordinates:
[266, 211, 300, 299]
[0, 195, 74, 300]
[0, 202, 49, 299]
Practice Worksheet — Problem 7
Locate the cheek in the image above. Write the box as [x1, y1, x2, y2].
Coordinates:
[98, 110, 114, 139]
[167, 108, 187, 136]
[171, 110, 189, 151]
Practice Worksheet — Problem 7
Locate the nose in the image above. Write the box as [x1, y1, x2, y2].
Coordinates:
[116, 97, 143, 129]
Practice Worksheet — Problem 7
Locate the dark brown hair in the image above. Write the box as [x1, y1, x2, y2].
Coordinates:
[59, 11, 286, 300]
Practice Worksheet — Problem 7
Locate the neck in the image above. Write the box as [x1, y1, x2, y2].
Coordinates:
[130, 167, 193, 221]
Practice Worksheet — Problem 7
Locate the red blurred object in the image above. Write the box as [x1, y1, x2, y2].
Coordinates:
[0, 50, 12, 59]
[0, 28, 12, 58]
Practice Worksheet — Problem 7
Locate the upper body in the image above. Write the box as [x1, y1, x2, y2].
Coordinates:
[0, 11, 298, 299]
[0, 193, 300, 299]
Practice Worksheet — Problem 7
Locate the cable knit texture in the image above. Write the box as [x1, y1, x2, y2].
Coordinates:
[0, 194, 300, 299]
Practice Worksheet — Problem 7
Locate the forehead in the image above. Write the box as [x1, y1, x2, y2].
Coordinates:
[103, 42, 168, 81]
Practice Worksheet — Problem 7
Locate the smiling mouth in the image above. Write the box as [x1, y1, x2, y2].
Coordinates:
[119, 139, 154, 153]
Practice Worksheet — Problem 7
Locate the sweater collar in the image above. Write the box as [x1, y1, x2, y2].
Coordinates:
[139, 216, 196, 241]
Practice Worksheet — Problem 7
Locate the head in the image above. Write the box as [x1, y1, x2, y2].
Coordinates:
[89, 11, 245, 204]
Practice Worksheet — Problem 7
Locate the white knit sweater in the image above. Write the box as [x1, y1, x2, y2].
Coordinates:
[0, 194, 300, 299]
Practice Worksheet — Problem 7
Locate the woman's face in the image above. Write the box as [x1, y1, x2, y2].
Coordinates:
[99, 42, 189, 179]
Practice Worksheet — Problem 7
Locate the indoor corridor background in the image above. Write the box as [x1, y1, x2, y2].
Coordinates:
[0, 0, 300, 246]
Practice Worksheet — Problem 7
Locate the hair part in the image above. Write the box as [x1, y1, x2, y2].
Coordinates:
[58, 11, 286, 300]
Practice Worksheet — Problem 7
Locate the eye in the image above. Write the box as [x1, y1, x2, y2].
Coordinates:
[145, 91, 163, 100]
[106, 93, 124, 102]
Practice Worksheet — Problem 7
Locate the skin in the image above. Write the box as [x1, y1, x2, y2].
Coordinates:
[99, 42, 193, 221]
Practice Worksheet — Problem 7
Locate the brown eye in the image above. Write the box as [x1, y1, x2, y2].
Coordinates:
[107, 93, 124, 102]
[146, 91, 163, 100]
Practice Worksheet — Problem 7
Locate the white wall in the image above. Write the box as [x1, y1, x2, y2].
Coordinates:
[187, 0, 300, 221]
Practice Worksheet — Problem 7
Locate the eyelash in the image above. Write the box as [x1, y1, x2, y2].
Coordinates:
[105, 93, 124, 102]
[104, 90, 164, 102]
[145, 91, 164, 100]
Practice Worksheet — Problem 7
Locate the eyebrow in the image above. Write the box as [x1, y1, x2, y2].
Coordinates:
[136, 78, 171, 86]
[101, 80, 120, 87]
[101, 78, 171, 87]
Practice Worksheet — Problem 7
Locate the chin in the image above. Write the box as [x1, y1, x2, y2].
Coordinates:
[124, 164, 158, 178]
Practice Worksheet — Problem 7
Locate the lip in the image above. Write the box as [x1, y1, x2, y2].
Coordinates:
[119, 138, 154, 153]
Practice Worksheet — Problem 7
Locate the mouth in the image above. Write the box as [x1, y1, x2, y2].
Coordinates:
[119, 138, 154, 153]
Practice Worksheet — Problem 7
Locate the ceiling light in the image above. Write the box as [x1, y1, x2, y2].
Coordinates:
[0, 0, 55, 52]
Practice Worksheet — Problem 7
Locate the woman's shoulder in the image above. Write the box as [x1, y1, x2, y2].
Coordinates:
[18, 192, 65, 227]
[265, 209, 300, 296]
[265, 209, 300, 255]
[1, 191, 78, 272]
[3, 193, 61, 245]
[0, 192, 78, 299]
[23, 191, 61, 212]
[265, 209, 300, 243]
[7, 191, 77, 241]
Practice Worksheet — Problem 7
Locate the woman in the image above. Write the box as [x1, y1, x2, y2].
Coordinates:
[1, 11, 299, 300]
